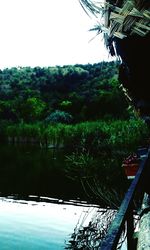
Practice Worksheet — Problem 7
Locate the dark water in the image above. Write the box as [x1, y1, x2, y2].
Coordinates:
[0, 144, 84, 200]
[0, 144, 128, 249]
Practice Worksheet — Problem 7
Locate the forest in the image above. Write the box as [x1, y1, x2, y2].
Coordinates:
[0, 60, 149, 207]
[0, 60, 148, 151]
[0, 61, 128, 124]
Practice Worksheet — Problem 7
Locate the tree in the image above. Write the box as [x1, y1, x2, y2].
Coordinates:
[45, 110, 73, 124]
[20, 97, 46, 122]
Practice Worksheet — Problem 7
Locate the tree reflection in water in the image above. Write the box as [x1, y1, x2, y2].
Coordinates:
[65, 208, 118, 249]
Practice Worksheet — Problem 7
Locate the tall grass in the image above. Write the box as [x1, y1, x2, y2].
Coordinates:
[3, 118, 149, 152]
[2, 118, 149, 206]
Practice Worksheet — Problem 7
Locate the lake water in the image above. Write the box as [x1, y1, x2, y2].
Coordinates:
[0, 144, 100, 249]
[0, 144, 85, 200]
[0, 196, 98, 249]
[0, 144, 127, 249]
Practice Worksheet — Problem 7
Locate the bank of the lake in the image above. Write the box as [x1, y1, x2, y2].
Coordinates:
[0, 119, 149, 152]
[0, 119, 149, 206]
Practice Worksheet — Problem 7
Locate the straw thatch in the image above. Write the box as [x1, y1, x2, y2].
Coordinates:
[80, 1, 150, 119]
[79, 0, 150, 55]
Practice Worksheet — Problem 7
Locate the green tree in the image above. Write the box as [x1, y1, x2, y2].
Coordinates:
[20, 97, 46, 122]
[45, 110, 73, 124]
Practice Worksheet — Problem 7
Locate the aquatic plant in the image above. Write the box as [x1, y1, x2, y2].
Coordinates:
[3, 118, 149, 151]
[65, 208, 117, 249]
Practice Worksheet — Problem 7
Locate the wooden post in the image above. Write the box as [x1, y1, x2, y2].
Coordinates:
[137, 193, 150, 249]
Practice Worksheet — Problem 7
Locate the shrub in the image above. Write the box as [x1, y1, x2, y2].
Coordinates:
[45, 110, 73, 124]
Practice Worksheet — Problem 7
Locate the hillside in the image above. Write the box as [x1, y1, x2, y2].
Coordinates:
[0, 61, 129, 123]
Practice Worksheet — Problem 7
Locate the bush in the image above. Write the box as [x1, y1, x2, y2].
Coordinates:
[45, 110, 73, 124]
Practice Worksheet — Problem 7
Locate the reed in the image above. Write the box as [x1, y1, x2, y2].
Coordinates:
[3, 118, 149, 151]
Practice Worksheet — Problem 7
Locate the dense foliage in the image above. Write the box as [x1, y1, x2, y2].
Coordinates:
[0, 61, 129, 123]
[0, 61, 150, 207]
[2, 119, 148, 154]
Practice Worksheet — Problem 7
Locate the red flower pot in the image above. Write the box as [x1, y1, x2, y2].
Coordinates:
[122, 163, 139, 179]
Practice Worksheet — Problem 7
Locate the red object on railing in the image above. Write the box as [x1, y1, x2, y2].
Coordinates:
[122, 163, 139, 179]
[122, 153, 140, 179]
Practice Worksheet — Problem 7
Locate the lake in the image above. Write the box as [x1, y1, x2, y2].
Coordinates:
[0, 144, 100, 249]
[0, 144, 127, 249]
[0, 144, 86, 200]
[0, 196, 99, 249]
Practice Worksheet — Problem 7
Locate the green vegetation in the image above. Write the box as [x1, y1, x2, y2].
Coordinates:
[2, 119, 149, 153]
[1, 61, 149, 205]
[0, 61, 129, 123]
[0, 61, 149, 166]
[2, 118, 148, 206]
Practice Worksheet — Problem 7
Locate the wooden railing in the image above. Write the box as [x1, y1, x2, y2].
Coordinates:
[100, 148, 150, 250]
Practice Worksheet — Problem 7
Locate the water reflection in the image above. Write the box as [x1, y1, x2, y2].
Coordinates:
[0, 144, 128, 248]
[0, 144, 128, 207]
[0, 196, 98, 249]
[0, 144, 84, 200]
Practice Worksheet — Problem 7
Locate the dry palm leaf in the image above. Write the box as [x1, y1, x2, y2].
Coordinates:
[79, 0, 150, 55]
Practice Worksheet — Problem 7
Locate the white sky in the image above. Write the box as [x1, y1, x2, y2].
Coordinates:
[0, 0, 114, 69]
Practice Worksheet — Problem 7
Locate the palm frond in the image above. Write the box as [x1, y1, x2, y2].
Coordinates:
[79, 0, 150, 56]
[79, 0, 104, 17]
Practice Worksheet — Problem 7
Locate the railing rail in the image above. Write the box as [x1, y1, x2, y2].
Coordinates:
[100, 148, 150, 250]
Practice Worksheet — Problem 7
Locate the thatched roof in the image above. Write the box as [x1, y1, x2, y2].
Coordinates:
[79, 0, 150, 55]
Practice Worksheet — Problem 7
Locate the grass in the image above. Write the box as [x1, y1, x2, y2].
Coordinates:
[2, 118, 149, 152]
[1, 118, 149, 207]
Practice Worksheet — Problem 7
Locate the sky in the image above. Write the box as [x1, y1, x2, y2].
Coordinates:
[0, 0, 114, 69]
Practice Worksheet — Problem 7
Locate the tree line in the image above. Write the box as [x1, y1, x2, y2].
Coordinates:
[0, 61, 129, 124]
